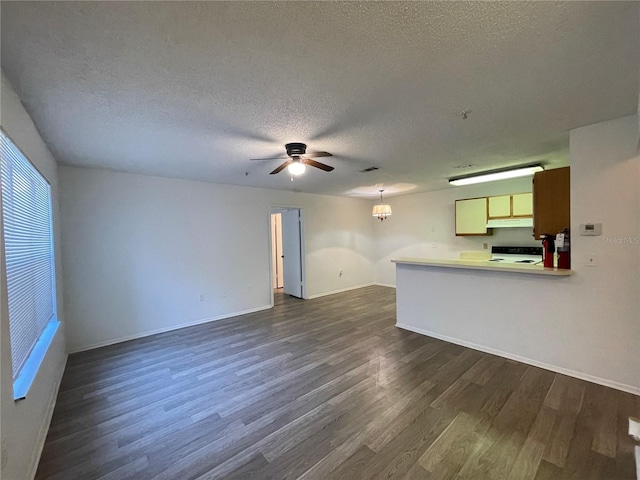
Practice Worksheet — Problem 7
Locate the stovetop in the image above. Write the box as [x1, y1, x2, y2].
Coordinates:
[487, 257, 541, 264]
[488, 246, 543, 265]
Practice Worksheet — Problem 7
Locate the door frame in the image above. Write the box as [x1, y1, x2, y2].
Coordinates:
[270, 212, 284, 289]
[268, 206, 307, 306]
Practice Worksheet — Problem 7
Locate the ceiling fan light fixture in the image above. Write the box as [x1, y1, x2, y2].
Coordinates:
[287, 161, 306, 176]
[253, 143, 334, 175]
[372, 190, 392, 221]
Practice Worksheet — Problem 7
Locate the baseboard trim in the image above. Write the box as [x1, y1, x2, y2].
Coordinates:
[306, 283, 375, 300]
[374, 282, 396, 289]
[28, 354, 67, 480]
[68, 305, 272, 353]
[396, 322, 640, 396]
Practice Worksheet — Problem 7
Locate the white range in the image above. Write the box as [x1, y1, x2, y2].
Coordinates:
[487, 246, 543, 265]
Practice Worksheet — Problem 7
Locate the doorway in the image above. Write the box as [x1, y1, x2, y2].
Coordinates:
[271, 213, 284, 290]
[270, 207, 305, 304]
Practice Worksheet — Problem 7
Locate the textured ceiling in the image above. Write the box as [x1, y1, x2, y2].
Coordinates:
[1, 1, 638, 197]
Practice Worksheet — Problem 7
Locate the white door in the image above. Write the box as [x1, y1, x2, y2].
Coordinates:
[281, 209, 303, 298]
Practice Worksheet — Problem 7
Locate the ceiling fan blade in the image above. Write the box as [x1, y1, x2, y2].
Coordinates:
[270, 160, 293, 175]
[250, 155, 290, 161]
[305, 151, 333, 158]
[302, 158, 334, 172]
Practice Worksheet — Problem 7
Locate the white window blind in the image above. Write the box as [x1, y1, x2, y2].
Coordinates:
[1, 131, 57, 382]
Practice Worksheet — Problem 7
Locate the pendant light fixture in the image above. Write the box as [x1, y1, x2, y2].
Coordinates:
[372, 189, 392, 221]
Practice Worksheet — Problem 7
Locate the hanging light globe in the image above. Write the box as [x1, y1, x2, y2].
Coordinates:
[287, 161, 306, 176]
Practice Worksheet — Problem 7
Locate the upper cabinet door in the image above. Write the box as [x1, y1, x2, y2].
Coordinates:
[488, 195, 511, 218]
[455, 197, 491, 236]
[512, 193, 533, 216]
[533, 167, 570, 239]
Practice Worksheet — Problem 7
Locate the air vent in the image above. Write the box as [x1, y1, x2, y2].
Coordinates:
[453, 164, 476, 169]
[360, 167, 379, 173]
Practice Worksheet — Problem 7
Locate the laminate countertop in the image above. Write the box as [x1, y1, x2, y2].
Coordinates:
[391, 257, 573, 276]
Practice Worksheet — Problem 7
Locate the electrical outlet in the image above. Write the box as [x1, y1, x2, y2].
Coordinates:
[198, 293, 204, 302]
[483, 243, 488, 250]
[585, 254, 598, 267]
[431, 225, 436, 232]
[431, 243, 437, 249]
[339, 270, 343, 277]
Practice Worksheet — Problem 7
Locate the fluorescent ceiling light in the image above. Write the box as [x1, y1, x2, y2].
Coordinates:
[449, 164, 543, 186]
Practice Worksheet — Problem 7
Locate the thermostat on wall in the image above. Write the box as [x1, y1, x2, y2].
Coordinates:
[579, 223, 602, 236]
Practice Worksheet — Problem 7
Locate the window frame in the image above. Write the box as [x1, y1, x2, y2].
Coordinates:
[0, 129, 60, 400]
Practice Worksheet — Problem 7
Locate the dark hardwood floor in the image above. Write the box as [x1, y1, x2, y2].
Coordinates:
[273, 288, 302, 307]
[36, 286, 639, 479]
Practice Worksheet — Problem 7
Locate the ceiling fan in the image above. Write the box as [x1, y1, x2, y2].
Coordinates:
[250, 143, 334, 176]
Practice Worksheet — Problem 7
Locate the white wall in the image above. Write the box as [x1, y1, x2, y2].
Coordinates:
[0, 73, 68, 480]
[59, 166, 375, 352]
[394, 114, 640, 394]
[375, 176, 539, 286]
[568, 114, 640, 389]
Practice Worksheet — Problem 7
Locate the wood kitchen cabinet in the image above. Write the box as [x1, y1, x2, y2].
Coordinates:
[488, 195, 511, 218]
[488, 193, 533, 219]
[533, 167, 570, 239]
[455, 197, 492, 236]
[512, 192, 533, 216]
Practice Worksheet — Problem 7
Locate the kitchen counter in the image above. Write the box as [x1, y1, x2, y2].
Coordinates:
[392, 256, 579, 398]
[391, 257, 573, 276]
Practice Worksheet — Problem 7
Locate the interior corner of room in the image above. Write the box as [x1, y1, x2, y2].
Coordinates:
[1, 3, 639, 480]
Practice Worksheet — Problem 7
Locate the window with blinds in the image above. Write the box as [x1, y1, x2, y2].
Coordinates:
[1, 130, 59, 399]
